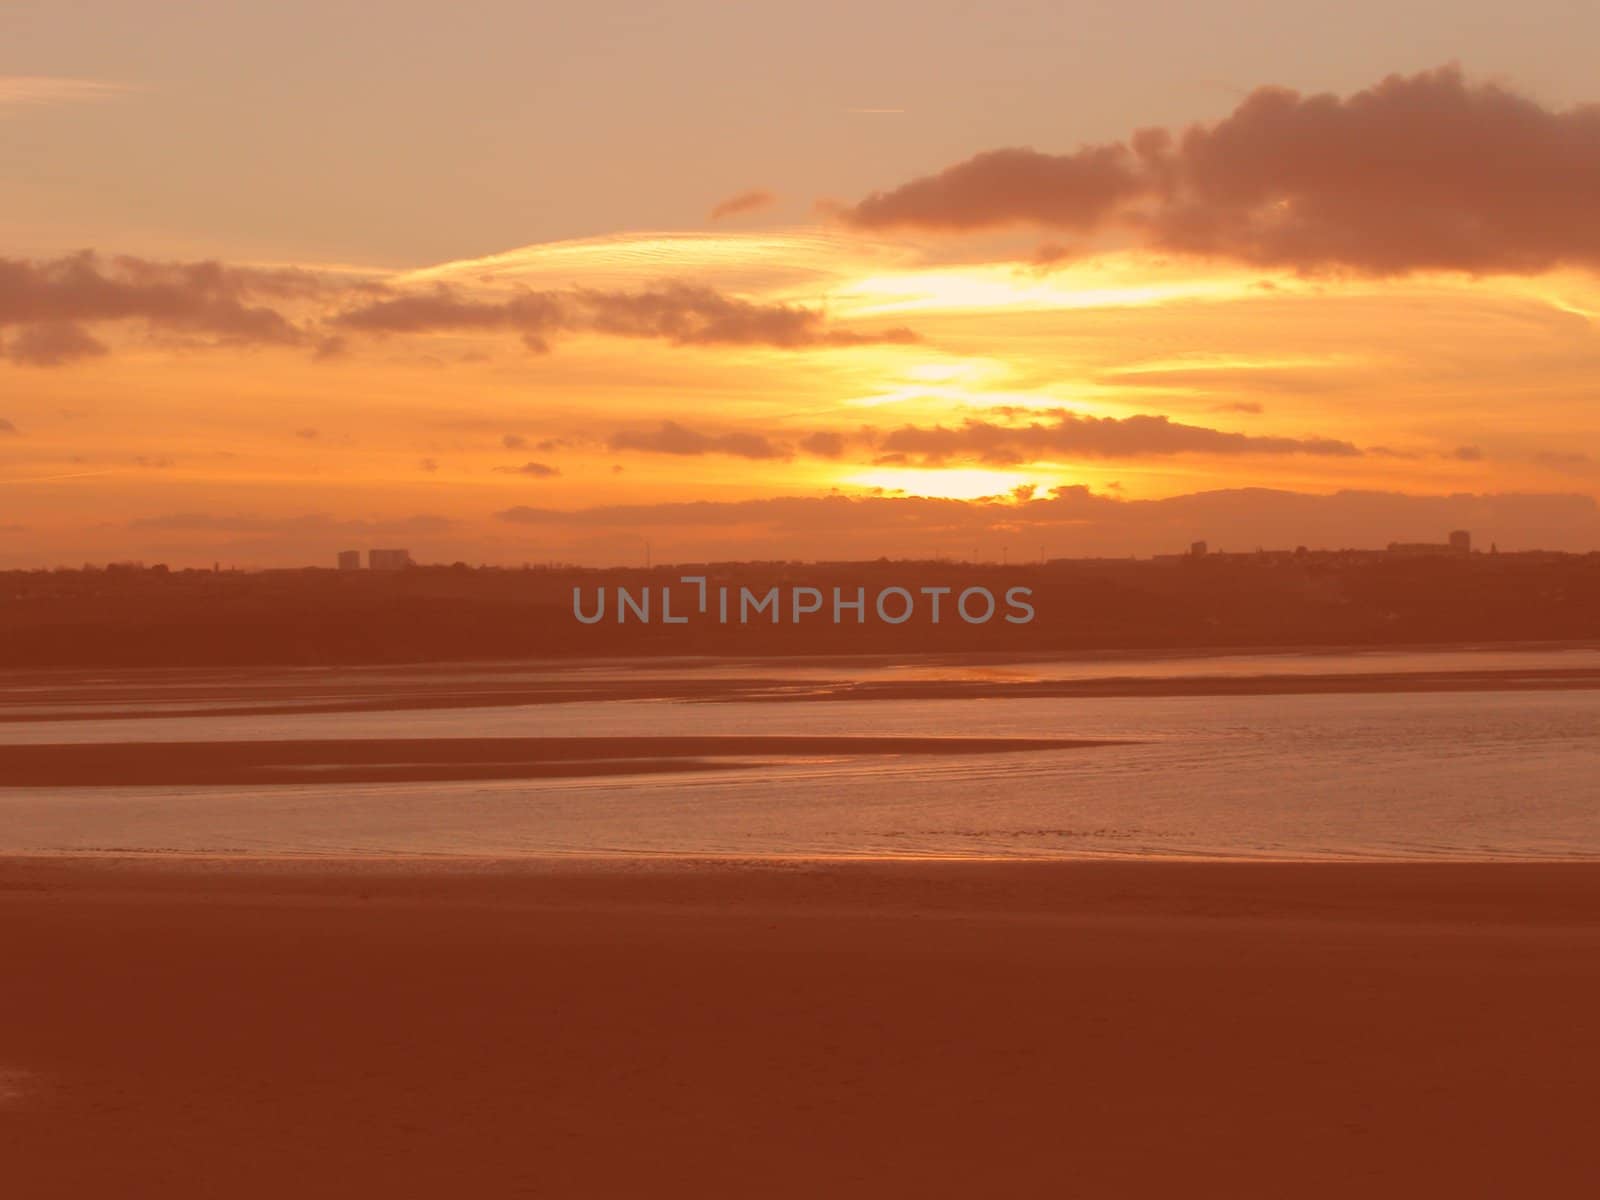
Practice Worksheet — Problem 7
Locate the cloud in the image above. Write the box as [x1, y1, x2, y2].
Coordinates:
[609, 420, 790, 460]
[312, 334, 348, 360]
[0, 76, 132, 111]
[1531, 450, 1596, 477]
[798, 431, 848, 458]
[0, 250, 917, 365]
[331, 281, 918, 351]
[0, 418, 16, 435]
[1028, 242, 1080, 270]
[709, 188, 778, 220]
[875, 410, 1361, 464]
[1, 321, 109, 366]
[835, 65, 1600, 276]
[494, 461, 560, 477]
[843, 143, 1145, 234]
[1212, 402, 1264, 414]
[549, 412, 1354, 468]
[1106, 369, 1343, 396]
[294, 428, 319, 440]
[129, 513, 456, 535]
[0, 252, 311, 353]
[495, 487, 1600, 556]
[1452, 445, 1486, 461]
[502, 434, 528, 450]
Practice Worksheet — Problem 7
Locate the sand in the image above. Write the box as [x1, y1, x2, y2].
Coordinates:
[4, 855, 1599, 1198]
[0, 735, 1123, 786]
[7, 655, 1600, 726]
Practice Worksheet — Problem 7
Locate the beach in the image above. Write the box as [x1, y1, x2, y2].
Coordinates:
[0, 735, 1121, 786]
[4, 855, 1599, 1198]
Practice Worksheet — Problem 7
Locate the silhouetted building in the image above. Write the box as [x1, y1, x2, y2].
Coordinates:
[337, 550, 361, 571]
[1389, 531, 1472, 556]
[368, 549, 412, 570]
[1190, 541, 1208, 558]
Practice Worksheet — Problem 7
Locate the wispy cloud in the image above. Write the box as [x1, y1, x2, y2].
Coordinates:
[0, 76, 134, 112]
[709, 188, 777, 221]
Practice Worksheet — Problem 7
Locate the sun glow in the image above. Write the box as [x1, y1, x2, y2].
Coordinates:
[843, 467, 1045, 500]
[831, 263, 1258, 318]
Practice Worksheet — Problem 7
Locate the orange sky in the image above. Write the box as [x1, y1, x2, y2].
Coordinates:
[5, 8, 1600, 565]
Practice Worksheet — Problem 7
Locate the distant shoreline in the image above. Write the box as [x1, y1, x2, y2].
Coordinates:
[4, 645, 1600, 724]
[6, 553, 1599, 666]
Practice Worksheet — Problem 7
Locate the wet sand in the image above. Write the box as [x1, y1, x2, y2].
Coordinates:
[4, 855, 1599, 1197]
[0, 735, 1121, 786]
[6, 657, 1600, 723]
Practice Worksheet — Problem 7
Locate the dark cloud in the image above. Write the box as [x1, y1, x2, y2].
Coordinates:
[843, 144, 1144, 234]
[836, 65, 1600, 276]
[709, 188, 778, 220]
[0, 253, 916, 366]
[502, 434, 528, 450]
[572, 411, 1356, 469]
[294, 428, 319, 440]
[2, 320, 108, 366]
[331, 281, 918, 351]
[0, 418, 17, 435]
[1452, 445, 1486, 461]
[876, 410, 1361, 464]
[494, 461, 560, 478]
[609, 420, 790, 460]
[1212, 402, 1264, 414]
[798, 431, 848, 458]
[0, 251, 310, 353]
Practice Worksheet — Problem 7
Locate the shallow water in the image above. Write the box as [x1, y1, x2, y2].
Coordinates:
[2, 647, 1597, 860]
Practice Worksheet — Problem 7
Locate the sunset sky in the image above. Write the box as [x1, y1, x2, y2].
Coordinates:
[6, 1, 1600, 566]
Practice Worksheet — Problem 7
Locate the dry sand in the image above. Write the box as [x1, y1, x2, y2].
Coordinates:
[4, 855, 1599, 1197]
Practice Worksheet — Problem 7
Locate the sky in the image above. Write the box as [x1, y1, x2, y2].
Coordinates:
[5, 0, 1600, 566]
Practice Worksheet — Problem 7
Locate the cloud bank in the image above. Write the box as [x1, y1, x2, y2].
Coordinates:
[331, 281, 917, 351]
[496, 487, 1600, 557]
[837, 66, 1600, 276]
[0, 252, 314, 357]
[1, 252, 917, 366]
[594, 412, 1359, 465]
[876, 411, 1361, 464]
